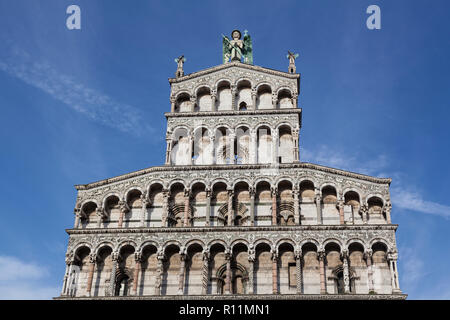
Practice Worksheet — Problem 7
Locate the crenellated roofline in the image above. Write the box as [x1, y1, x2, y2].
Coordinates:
[74, 162, 391, 191]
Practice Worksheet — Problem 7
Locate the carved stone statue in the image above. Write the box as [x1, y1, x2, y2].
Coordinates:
[222, 29, 253, 64]
[175, 55, 186, 78]
[287, 51, 299, 74]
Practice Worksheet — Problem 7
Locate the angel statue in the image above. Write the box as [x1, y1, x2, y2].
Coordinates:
[174, 55, 186, 78]
[287, 51, 299, 73]
[222, 29, 253, 64]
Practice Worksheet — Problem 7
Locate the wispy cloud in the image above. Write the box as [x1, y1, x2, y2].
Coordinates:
[0, 256, 59, 299]
[302, 145, 450, 218]
[391, 186, 450, 219]
[0, 47, 153, 136]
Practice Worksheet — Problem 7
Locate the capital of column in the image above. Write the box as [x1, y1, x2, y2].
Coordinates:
[271, 187, 278, 197]
[119, 200, 130, 214]
[205, 187, 212, 198]
[249, 186, 256, 198]
[170, 96, 176, 103]
[294, 247, 302, 260]
[340, 249, 349, 260]
[337, 199, 344, 210]
[317, 249, 325, 261]
[134, 252, 142, 263]
[88, 253, 97, 264]
[202, 248, 210, 261]
[364, 249, 373, 260]
[184, 188, 191, 199]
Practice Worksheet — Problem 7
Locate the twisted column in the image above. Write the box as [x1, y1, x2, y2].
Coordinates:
[201, 248, 210, 295]
[342, 250, 350, 293]
[294, 247, 303, 294]
[293, 188, 300, 225]
[227, 189, 234, 226]
[231, 85, 237, 110]
[161, 189, 169, 227]
[271, 187, 278, 225]
[108, 252, 118, 296]
[248, 245, 255, 294]
[318, 250, 326, 294]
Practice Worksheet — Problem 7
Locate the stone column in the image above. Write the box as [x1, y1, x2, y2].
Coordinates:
[295, 247, 303, 294]
[227, 189, 234, 226]
[342, 250, 350, 293]
[132, 253, 141, 296]
[96, 207, 104, 228]
[109, 252, 118, 296]
[188, 133, 193, 165]
[337, 199, 345, 225]
[271, 248, 278, 294]
[190, 96, 196, 112]
[292, 94, 298, 109]
[365, 249, 374, 293]
[231, 85, 237, 110]
[272, 92, 278, 109]
[271, 187, 278, 226]
[74, 208, 81, 229]
[293, 188, 300, 225]
[360, 204, 368, 224]
[249, 187, 256, 226]
[86, 253, 96, 297]
[388, 252, 401, 293]
[211, 90, 217, 112]
[201, 248, 210, 295]
[161, 189, 169, 227]
[178, 249, 186, 295]
[155, 249, 164, 295]
[229, 133, 236, 164]
[272, 130, 279, 164]
[140, 193, 148, 227]
[183, 189, 190, 227]
[225, 249, 231, 294]
[170, 96, 176, 113]
[251, 89, 257, 110]
[250, 128, 257, 163]
[165, 136, 173, 165]
[318, 250, 326, 294]
[292, 128, 299, 162]
[205, 187, 211, 226]
[384, 200, 392, 224]
[209, 134, 215, 165]
[61, 260, 71, 296]
[315, 192, 322, 225]
[118, 201, 129, 228]
[248, 247, 255, 294]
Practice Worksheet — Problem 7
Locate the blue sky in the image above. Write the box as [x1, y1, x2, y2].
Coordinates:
[0, 0, 449, 299]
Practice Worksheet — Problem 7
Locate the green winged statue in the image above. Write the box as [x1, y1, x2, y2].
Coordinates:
[222, 29, 253, 65]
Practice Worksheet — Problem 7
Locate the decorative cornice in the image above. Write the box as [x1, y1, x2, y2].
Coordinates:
[74, 162, 392, 191]
[54, 293, 407, 300]
[168, 62, 300, 84]
[67, 224, 398, 235]
[165, 108, 302, 118]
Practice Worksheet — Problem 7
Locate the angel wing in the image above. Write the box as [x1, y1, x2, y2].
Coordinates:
[222, 36, 232, 64]
[242, 33, 253, 65]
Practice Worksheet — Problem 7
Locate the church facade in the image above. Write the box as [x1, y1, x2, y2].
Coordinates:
[58, 30, 405, 299]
